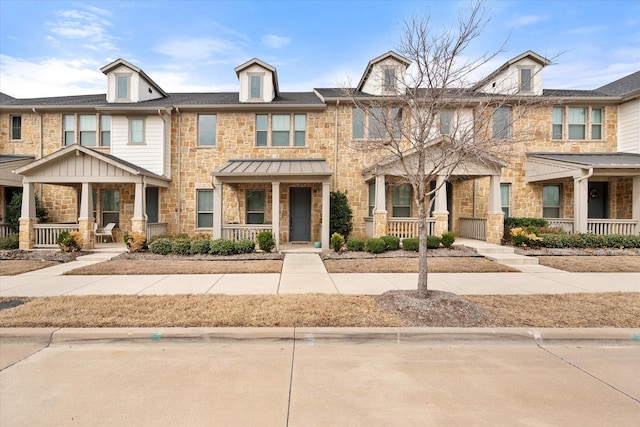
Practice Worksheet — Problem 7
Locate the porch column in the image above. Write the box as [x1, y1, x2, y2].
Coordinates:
[373, 174, 388, 237]
[78, 182, 95, 249]
[321, 180, 330, 252]
[18, 181, 36, 250]
[574, 175, 589, 233]
[213, 177, 223, 239]
[432, 175, 449, 237]
[271, 181, 280, 251]
[486, 175, 505, 244]
[131, 181, 146, 235]
[633, 176, 640, 233]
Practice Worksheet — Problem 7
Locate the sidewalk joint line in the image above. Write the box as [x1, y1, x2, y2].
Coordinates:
[285, 326, 296, 427]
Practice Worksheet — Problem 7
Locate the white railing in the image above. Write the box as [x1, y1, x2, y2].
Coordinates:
[364, 217, 374, 238]
[386, 218, 434, 239]
[222, 224, 273, 242]
[587, 219, 638, 235]
[146, 223, 168, 241]
[0, 224, 14, 238]
[459, 217, 487, 241]
[546, 218, 574, 233]
[33, 224, 79, 248]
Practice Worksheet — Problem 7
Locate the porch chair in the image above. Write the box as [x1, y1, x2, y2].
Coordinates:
[95, 223, 116, 243]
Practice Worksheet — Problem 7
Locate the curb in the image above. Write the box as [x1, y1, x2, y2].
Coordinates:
[2, 327, 639, 344]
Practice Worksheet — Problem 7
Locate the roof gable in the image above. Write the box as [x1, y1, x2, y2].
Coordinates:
[235, 58, 280, 101]
[357, 51, 411, 94]
[472, 50, 551, 95]
[100, 58, 167, 102]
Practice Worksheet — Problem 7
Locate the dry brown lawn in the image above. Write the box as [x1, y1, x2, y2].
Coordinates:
[65, 259, 283, 275]
[0, 292, 637, 328]
[0, 260, 58, 275]
[537, 256, 640, 272]
[323, 257, 518, 273]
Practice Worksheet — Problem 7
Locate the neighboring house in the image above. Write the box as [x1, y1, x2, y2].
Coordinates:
[1, 51, 639, 251]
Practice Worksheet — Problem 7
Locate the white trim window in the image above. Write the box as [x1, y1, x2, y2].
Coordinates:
[196, 189, 213, 228]
[352, 107, 403, 140]
[198, 114, 217, 146]
[255, 113, 306, 147]
[542, 184, 561, 218]
[64, 115, 76, 146]
[519, 67, 534, 93]
[246, 190, 265, 224]
[102, 189, 120, 227]
[552, 106, 603, 140]
[116, 74, 130, 101]
[79, 114, 97, 146]
[492, 106, 512, 140]
[368, 182, 375, 216]
[392, 184, 411, 217]
[440, 111, 452, 135]
[101, 115, 111, 146]
[249, 74, 263, 101]
[383, 67, 396, 92]
[500, 183, 510, 217]
[63, 114, 111, 146]
[10, 115, 22, 140]
[129, 118, 145, 144]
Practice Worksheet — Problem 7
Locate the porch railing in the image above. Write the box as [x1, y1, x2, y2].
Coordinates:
[33, 224, 79, 248]
[0, 224, 14, 238]
[146, 223, 168, 241]
[459, 217, 487, 241]
[386, 218, 434, 239]
[222, 224, 273, 242]
[546, 218, 574, 233]
[545, 218, 638, 235]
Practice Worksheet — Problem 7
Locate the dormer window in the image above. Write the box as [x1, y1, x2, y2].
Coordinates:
[383, 68, 396, 92]
[250, 75, 262, 100]
[116, 74, 130, 100]
[519, 67, 534, 93]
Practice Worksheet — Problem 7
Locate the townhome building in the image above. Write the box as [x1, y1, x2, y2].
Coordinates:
[1, 51, 639, 251]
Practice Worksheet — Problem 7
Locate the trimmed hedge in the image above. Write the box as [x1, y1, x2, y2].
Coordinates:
[427, 236, 442, 249]
[210, 239, 236, 256]
[380, 235, 400, 251]
[331, 233, 345, 252]
[234, 239, 255, 254]
[171, 238, 192, 255]
[190, 238, 211, 255]
[346, 237, 364, 252]
[441, 232, 455, 248]
[364, 238, 386, 254]
[402, 238, 419, 252]
[149, 237, 173, 255]
[257, 231, 275, 253]
[504, 217, 549, 229]
[539, 233, 640, 249]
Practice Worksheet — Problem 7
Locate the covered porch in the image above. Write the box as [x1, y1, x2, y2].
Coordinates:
[0, 155, 35, 237]
[211, 159, 333, 251]
[14, 145, 170, 249]
[526, 153, 640, 235]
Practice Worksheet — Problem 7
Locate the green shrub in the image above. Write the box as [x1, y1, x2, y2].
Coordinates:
[539, 233, 640, 249]
[149, 237, 173, 255]
[427, 236, 442, 249]
[330, 191, 353, 240]
[56, 230, 81, 252]
[190, 238, 211, 255]
[441, 232, 455, 248]
[210, 239, 237, 256]
[5, 192, 49, 233]
[331, 232, 345, 252]
[346, 237, 364, 251]
[0, 233, 19, 249]
[380, 235, 400, 251]
[257, 231, 275, 253]
[402, 238, 419, 252]
[504, 217, 549, 229]
[171, 238, 192, 255]
[510, 226, 542, 247]
[364, 238, 386, 254]
[234, 239, 255, 254]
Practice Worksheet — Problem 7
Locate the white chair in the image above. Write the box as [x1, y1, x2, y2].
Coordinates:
[95, 223, 116, 243]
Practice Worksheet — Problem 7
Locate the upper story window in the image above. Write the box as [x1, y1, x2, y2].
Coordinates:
[519, 67, 533, 93]
[63, 114, 111, 146]
[116, 74, 130, 100]
[198, 114, 217, 146]
[250, 74, 262, 100]
[255, 113, 306, 147]
[552, 106, 603, 140]
[10, 115, 22, 140]
[492, 106, 512, 140]
[64, 115, 75, 146]
[383, 67, 396, 92]
[440, 111, 452, 135]
[129, 118, 144, 144]
[352, 107, 403, 140]
[79, 115, 97, 146]
[100, 115, 111, 146]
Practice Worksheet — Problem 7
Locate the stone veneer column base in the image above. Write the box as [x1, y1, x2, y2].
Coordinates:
[432, 211, 449, 237]
[373, 210, 388, 237]
[78, 218, 95, 250]
[486, 212, 505, 244]
[18, 218, 36, 250]
[131, 219, 147, 236]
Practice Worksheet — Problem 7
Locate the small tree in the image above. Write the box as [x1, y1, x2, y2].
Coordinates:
[330, 191, 353, 240]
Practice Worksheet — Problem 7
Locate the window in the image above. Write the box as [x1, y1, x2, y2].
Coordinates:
[101, 115, 111, 146]
[116, 75, 129, 100]
[392, 184, 411, 217]
[255, 113, 306, 147]
[440, 111, 452, 135]
[250, 75, 262, 99]
[368, 182, 375, 216]
[352, 108, 365, 139]
[591, 108, 602, 140]
[196, 189, 213, 228]
[129, 118, 144, 144]
[64, 115, 75, 146]
[246, 190, 265, 224]
[198, 114, 217, 146]
[102, 189, 120, 227]
[552, 107, 563, 140]
[79, 115, 97, 146]
[383, 67, 395, 92]
[519, 67, 533, 93]
[568, 107, 586, 140]
[492, 106, 511, 139]
[368, 107, 385, 139]
[500, 184, 510, 217]
[352, 107, 403, 140]
[10, 116, 22, 140]
[542, 185, 561, 218]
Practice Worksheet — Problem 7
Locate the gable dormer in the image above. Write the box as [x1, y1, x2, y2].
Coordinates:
[100, 58, 167, 103]
[357, 51, 411, 96]
[473, 50, 551, 96]
[235, 58, 279, 102]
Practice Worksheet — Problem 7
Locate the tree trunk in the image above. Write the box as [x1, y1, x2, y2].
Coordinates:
[417, 203, 429, 298]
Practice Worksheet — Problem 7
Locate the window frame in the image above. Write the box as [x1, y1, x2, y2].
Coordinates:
[440, 111, 452, 136]
[10, 115, 22, 140]
[63, 114, 76, 146]
[368, 182, 375, 216]
[101, 189, 120, 227]
[100, 115, 111, 146]
[196, 189, 214, 229]
[62, 114, 111, 146]
[246, 189, 266, 224]
[352, 106, 404, 141]
[392, 184, 412, 218]
[129, 118, 145, 145]
[115, 74, 131, 101]
[197, 114, 217, 146]
[542, 184, 561, 218]
[518, 66, 534, 93]
[248, 73, 263, 101]
[552, 106, 604, 141]
[500, 183, 511, 217]
[492, 106, 512, 140]
[255, 113, 307, 147]
[79, 114, 97, 147]
[383, 67, 396, 92]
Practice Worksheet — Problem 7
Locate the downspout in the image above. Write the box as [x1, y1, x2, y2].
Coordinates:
[334, 100, 339, 190]
[175, 107, 182, 233]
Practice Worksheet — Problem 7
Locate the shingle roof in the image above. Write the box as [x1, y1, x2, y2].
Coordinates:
[596, 71, 640, 96]
[527, 152, 640, 167]
[542, 89, 612, 98]
[0, 154, 34, 163]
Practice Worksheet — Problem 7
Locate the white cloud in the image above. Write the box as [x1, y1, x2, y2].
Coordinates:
[261, 34, 291, 49]
[153, 37, 246, 62]
[46, 7, 117, 51]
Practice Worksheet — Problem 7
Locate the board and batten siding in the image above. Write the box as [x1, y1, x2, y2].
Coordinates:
[618, 100, 640, 154]
[110, 116, 166, 176]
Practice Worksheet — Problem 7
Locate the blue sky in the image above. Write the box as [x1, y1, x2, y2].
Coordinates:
[1, 0, 638, 98]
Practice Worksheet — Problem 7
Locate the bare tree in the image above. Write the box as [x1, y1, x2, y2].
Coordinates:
[345, 1, 549, 298]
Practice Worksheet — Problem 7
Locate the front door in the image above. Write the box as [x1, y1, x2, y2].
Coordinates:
[290, 187, 311, 241]
[588, 182, 608, 219]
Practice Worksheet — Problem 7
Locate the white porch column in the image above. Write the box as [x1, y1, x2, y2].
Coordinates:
[271, 181, 280, 251]
[374, 174, 386, 212]
[488, 175, 502, 213]
[78, 182, 93, 221]
[213, 177, 223, 239]
[20, 182, 36, 219]
[434, 175, 448, 212]
[632, 176, 640, 231]
[133, 181, 145, 221]
[321, 181, 330, 252]
[486, 175, 505, 244]
[574, 175, 589, 233]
